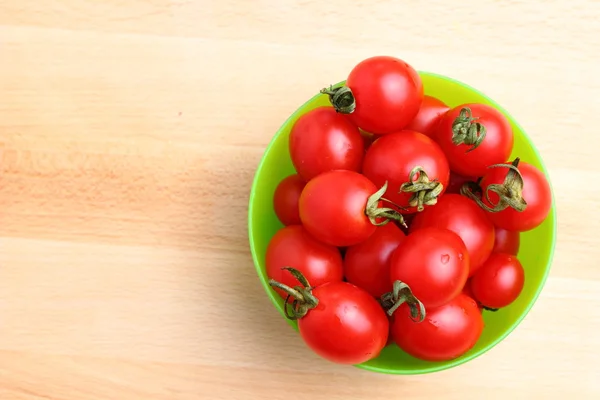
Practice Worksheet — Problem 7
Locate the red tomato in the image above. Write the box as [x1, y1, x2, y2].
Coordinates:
[436, 103, 514, 177]
[446, 171, 478, 194]
[273, 174, 305, 226]
[470, 253, 525, 309]
[321, 56, 423, 135]
[289, 106, 364, 181]
[270, 270, 389, 364]
[362, 131, 450, 213]
[478, 159, 552, 232]
[389, 227, 469, 308]
[462, 279, 483, 312]
[266, 226, 343, 299]
[493, 227, 520, 255]
[344, 223, 406, 298]
[405, 95, 449, 137]
[410, 194, 495, 276]
[299, 170, 403, 247]
[391, 293, 484, 361]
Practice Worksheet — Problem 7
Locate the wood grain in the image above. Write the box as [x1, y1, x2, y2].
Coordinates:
[1, 1, 599, 399]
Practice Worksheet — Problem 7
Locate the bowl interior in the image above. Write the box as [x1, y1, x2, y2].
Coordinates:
[248, 72, 557, 374]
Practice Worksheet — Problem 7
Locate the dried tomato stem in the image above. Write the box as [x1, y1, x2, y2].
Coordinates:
[452, 107, 486, 152]
[365, 181, 407, 228]
[399, 166, 444, 211]
[268, 267, 319, 320]
[320, 85, 356, 114]
[380, 280, 426, 322]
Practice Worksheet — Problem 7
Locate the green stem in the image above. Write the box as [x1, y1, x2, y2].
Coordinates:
[320, 85, 356, 114]
[268, 267, 319, 320]
[451, 107, 487, 152]
[380, 280, 426, 322]
[399, 166, 444, 212]
[365, 181, 407, 228]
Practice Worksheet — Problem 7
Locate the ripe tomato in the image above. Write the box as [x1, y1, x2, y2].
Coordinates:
[405, 95, 449, 137]
[470, 253, 525, 309]
[476, 159, 552, 232]
[362, 131, 450, 213]
[289, 106, 364, 181]
[446, 171, 478, 194]
[344, 223, 406, 298]
[461, 279, 483, 311]
[321, 56, 423, 135]
[435, 103, 514, 177]
[389, 227, 469, 308]
[266, 226, 343, 299]
[299, 170, 404, 247]
[270, 269, 389, 364]
[391, 293, 484, 361]
[493, 227, 520, 255]
[410, 194, 495, 276]
[273, 174, 305, 226]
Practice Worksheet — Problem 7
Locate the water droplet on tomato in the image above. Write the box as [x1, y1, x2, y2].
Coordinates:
[441, 254, 450, 264]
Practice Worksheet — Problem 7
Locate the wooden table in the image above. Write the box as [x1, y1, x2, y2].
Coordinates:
[1, 1, 598, 399]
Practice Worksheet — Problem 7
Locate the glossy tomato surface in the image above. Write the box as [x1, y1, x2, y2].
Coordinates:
[391, 293, 484, 361]
[289, 106, 363, 181]
[471, 253, 525, 309]
[493, 227, 520, 255]
[410, 194, 494, 276]
[344, 223, 406, 298]
[273, 174, 305, 226]
[405, 95, 449, 137]
[389, 227, 469, 308]
[299, 281, 389, 364]
[266, 225, 343, 299]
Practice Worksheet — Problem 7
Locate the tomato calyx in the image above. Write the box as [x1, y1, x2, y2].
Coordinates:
[482, 306, 499, 312]
[268, 267, 319, 320]
[452, 107, 487, 152]
[399, 166, 444, 212]
[320, 85, 356, 114]
[461, 157, 528, 213]
[380, 280, 426, 322]
[366, 181, 408, 228]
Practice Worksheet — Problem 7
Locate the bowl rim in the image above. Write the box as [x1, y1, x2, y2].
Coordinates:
[247, 70, 557, 375]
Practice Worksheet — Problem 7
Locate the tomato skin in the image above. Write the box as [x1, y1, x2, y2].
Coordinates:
[344, 56, 423, 135]
[480, 162, 552, 232]
[389, 227, 469, 308]
[493, 227, 520, 255]
[273, 174, 306, 226]
[289, 106, 364, 181]
[266, 226, 343, 299]
[446, 172, 478, 194]
[405, 95, 449, 137]
[344, 223, 406, 298]
[391, 293, 484, 361]
[362, 131, 450, 213]
[462, 279, 483, 312]
[410, 194, 495, 276]
[436, 103, 514, 177]
[299, 170, 379, 247]
[299, 282, 389, 364]
[470, 253, 525, 309]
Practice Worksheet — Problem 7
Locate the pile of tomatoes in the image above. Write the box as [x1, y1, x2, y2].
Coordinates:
[265, 55, 552, 365]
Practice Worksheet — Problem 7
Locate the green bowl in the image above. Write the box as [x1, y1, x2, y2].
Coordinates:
[248, 71, 557, 374]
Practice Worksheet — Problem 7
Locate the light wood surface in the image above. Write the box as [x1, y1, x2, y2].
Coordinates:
[1, 1, 599, 399]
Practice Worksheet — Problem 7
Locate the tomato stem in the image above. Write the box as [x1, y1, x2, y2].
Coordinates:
[399, 166, 444, 212]
[483, 306, 499, 312]
[380, 280, 426, 322]
[320, 85, 356, 114]
[365, 181, 407, 228]
[461, 157, 528, 213]
[451, 107, 487, 152]
[268, 267, 319, 320]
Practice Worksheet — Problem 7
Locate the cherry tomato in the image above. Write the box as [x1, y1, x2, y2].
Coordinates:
[462, 279, 483, 312]
[299, 170, 400, 247]
[410, 194, 495, 276]
[389, 227, 469, 308]
[436, 103, 514, 177]
[405, 95, 449, 137]
[446, 171, 478, 194]
[289, 106, 364, 181]
[493, 227, 520, 255]
[322, 56, 423, 135]
[344, 223, 406, 298]
[391, 293, 484, 361]
[273, 174, 305, 226]
[362, 131, 450, 213]
[478, 159, 552, 232]
[471, 253, 525, 309]
[270, 270, 389, 365]
[266, 226, 343, 299]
